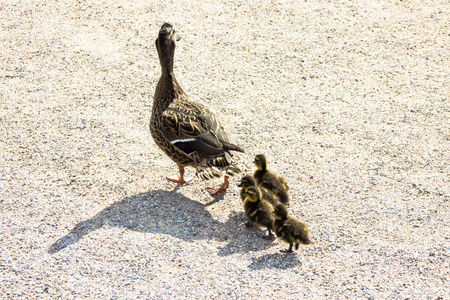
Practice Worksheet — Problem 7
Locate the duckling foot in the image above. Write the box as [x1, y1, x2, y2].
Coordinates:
[244, 221, 253, 228]
[206, 176, 229, 195]
[263, 235, 276, 240]
[263, 230, 275, 240]
[280, 249, 294, 253]
[167, 167, 192, 184]
[280, 243, 294, 253]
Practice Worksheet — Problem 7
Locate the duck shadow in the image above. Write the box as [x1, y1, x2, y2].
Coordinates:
[48, 188, 276, 255]
[49, 189, 229, 254]
[248, 253, 303, 270]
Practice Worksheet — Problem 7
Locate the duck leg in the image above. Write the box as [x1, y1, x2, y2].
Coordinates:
[167, 166, 193, 184]
[280, 242, 294, 253]
[206, 175, 229, 195]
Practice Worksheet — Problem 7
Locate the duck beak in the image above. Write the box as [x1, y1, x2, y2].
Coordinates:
[176, 33, 181, 41]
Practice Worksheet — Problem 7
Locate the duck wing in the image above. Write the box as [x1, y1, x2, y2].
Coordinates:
[160, 101, 244, 160]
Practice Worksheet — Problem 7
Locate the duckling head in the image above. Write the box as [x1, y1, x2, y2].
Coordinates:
[273, 204, 288, 220]
[155, 23, 181, 73]
[238, 174, 257, 189]
[244, 186, 262, 203]
[254, 154, 268, 171]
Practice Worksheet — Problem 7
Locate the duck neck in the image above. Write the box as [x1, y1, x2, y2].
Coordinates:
[156, 39, 175, 74]
[261, 161, 267, 172]
[159, 55, 174, 75]
[152, 72, 185, 114]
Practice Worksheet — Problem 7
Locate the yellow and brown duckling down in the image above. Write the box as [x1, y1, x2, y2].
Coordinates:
[243, 186, 275, 239]
[273, 204, 312, 253]
[253, 154, 290, 205]
[150, 23, 244, 194]
[238, 174, 280, 207]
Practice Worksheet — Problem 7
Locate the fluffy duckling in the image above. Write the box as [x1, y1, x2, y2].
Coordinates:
[253, 154, 290, 205]
[273, 204, 312, 253]
[243, 186, 275, 239]
[238, 174, 280, 207]
[150, 23, 244, 194]
[238, 174, 254, 202]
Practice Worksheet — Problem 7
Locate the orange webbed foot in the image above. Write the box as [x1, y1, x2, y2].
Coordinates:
[167, 174, 193, 184]
[167, 167, 192, 184]
[206, 176, 229, 195]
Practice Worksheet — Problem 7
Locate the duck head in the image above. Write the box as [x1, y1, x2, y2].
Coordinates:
[244, 186, 262, 203]
[238, 174, 256, 188]
[155, 23, 181, 74]
[273, 203, 288, 220]
[254, 154, 268, 171]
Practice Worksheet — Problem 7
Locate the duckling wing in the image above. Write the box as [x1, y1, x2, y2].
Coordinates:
[260, 188, 280, 206]
[285, 220, 312, 244]
[160, 101, 244, 158]
[258, 173, 286, 191]
[275, 222, 289, 238]
[278, 176, 290, 190]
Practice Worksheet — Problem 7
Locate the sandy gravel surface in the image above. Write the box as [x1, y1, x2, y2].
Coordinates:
[1, 0, 449, 298]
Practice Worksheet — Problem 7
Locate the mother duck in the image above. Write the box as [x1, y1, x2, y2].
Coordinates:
[150, 23, 245, 194]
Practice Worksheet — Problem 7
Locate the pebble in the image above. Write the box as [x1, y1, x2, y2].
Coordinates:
[1, 0, 449, 299]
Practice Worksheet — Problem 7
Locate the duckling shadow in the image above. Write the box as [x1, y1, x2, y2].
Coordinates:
[248, 253, 302, 270]
[216, 211, 277, 256]
[49, 189, 227, 254]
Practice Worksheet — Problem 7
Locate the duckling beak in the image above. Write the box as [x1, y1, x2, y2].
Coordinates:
[237, 183, 242, 187]
[176, 33, 181, 41]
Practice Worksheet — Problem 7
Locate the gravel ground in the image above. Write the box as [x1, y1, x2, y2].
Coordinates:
[1, 0, 449, 298]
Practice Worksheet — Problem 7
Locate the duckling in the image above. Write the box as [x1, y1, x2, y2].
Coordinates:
[238, 175, 254, 202]
[238, 174, 280, 207]
[253, 154, 290, 205]
[243, 186, 275, 239]
[273, 204, 312, 253]
[150, 23, 245, 194]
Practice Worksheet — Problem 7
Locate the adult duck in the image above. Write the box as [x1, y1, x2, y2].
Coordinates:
[150, 23, 244, 194]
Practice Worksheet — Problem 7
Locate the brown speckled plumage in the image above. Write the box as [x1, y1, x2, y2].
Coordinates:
[150, 23, 244, 192]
